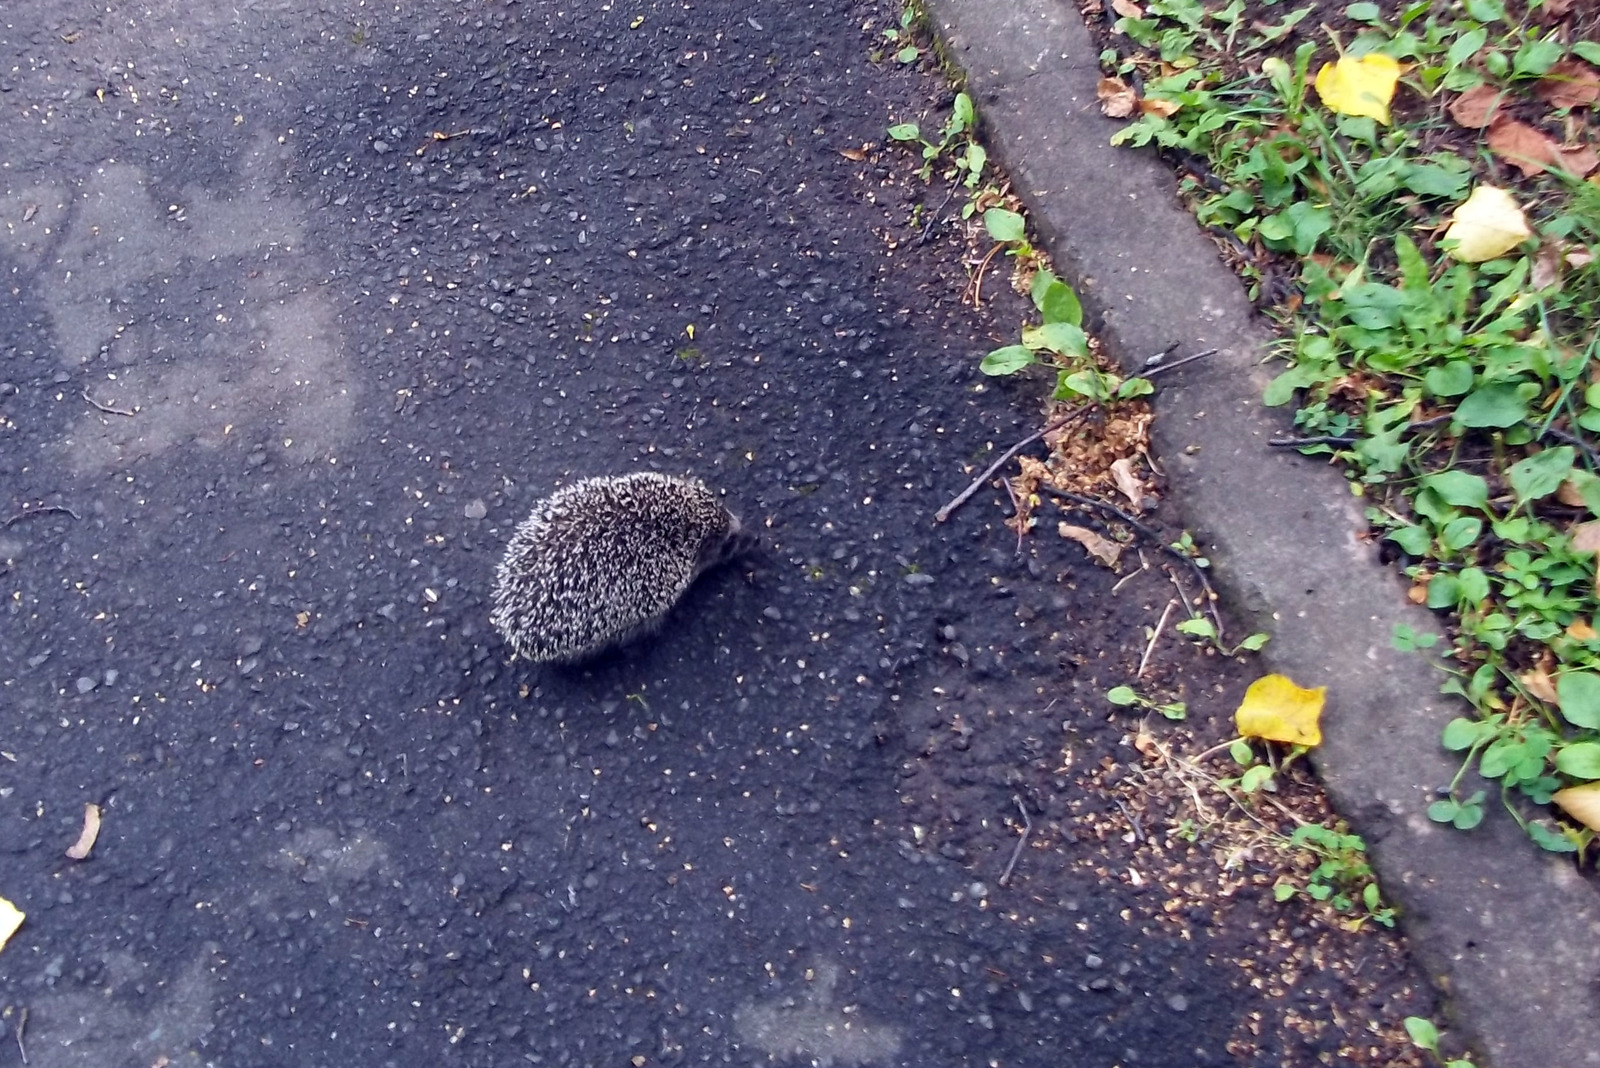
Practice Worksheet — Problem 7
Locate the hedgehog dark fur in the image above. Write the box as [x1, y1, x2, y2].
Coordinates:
[490, 473, 743, 664]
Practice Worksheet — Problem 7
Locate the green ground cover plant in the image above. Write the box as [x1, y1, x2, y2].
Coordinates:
[1098, 0, 1600, 853]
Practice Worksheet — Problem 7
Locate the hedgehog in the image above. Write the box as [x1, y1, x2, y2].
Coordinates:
[490, 472, 747, 664]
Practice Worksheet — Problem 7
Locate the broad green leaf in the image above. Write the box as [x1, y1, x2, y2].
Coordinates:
[1442, 717, 1487, 751]
[1507, 446, 1575, 504]
[1440, 516, 1482, 550]
[984, 208, 1026, 243]
[1423, 361, 1474, 397]
[1421, 470, 1489, 510]
[951, 92, 975, 130]
[1344, 2, 1382, 22]
[1575, 41, 1600, 67]
[1387, 524, 1432, 556]
[887, 123, 921, 141]
[1556, 672, 1600, 730]
[1036, 279, 1083, 326]
[1446, 26, 1488, 68]
[1021, 322, 1088, 357]
[1106, 686, 1139, 706]
[1403, 161, 1470, 199]
[896, 45, 919, 63]
[980, 345, 1034, 375]
[1403, 1017, 1439, 1051]
[1426, 573, 1460, 609]
[1555, 742, 1600, 780]
[1457, 567, 1490, 604]
[1512, 34, 1563, 77]
[1454, 383, 1527, 428]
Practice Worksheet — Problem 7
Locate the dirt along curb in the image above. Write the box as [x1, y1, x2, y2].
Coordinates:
[917, 0, 1600, 1065]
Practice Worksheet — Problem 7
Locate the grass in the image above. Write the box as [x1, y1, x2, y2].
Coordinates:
[1094, 0, 1600, 855]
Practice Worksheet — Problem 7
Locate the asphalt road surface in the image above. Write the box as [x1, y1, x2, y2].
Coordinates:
[0, 1, 1427, 1066]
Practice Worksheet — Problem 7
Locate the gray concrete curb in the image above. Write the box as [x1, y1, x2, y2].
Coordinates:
[918, 0, 1600, 1064]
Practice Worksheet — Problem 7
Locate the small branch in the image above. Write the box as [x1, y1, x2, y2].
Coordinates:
[1113, 797, 1145, 842]
[2, 504, 80, 528]
[1141, 347, 1218, 379]
[1269, 434, 1357, 448]
[935, 408, 1087, 524]
[965, 241, 1005, 309]
[16, 1005, 26, 1065]
[82, 389, 135, 417]
[1137, 599, 1176, 679]
[998, 794, 1033, 888]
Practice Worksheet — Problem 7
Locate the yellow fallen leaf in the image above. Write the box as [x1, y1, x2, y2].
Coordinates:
[66, 802, 102, 861]
[1313, 54, 1400, 124]
[1569, 619, 1598, 642]
[1553, 782, 1600, 831]
[1443, 186, 1531, 262]
[0, 895, 22, 954]
[1235, 673, 1325, 747]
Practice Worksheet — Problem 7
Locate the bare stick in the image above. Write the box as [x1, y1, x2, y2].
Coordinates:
[2, 505, 80, 528]
[1113, 797, 1145, 842]
[966, 241, 1005, 309]
[1141, 347, 1218, 379]
[936, 408, 1086, 524]
[998, 794, 1034, 888]
[1137, 599, 1176, 679]
[16, 1005, 26, 1065]
[82, 389, 135, 417]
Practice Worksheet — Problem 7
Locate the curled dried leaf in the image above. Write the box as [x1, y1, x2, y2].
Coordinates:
[1487, 117, 1598, 177]
[1097, 76, 1138, 119]
[66, 802, 102, 861]
[1448, 85, 1507, 129]
[1058, 522, 1124, 567]
[1535, 58, 1600, 110]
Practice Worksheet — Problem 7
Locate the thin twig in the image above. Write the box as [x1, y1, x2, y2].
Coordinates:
[919, 179, 960, 246]
[1137, 599, 1176, 679]
[966, 241, 1005, 309]
[1041, 486, 1225, 642]
[1113, 797, 1145, 842]
[1141, 347, 1218, 379]
[2, 505, 80, 528]
[16, 1005, 26, 1065]
[998, 794, 1033, 888]
[1269, 434, 1357, 448]
[81, 389, 135, 416]
[1544, 426, 1600, 469]
[935, 408, 1087, 524]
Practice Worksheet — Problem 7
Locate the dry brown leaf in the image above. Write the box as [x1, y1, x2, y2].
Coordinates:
[1535, 58, 1600, 110]
[1448, 85, 1507, 128]
[838, 145, 869, 162]
[1487, 118, 1598, 177]
[66, 802, 102, 860]
[1521, 668, 1560, 705]
[1138, 97, 1180, 118]
[1553, 782, 1600, 831]
[1569, 619, 1598, 642]
[1097, 76, 1137, 119]
[1532, 245, 1564, 291]
[1572, 519, 1600, 554]
[1109, 457, 1148, 512]
[1058, 522, 1124, 567]
[1111, 0, 1143, 17]
[1406, 582, 1429, 604]
[1559, 476, 1590, 507]
[1569, 248, 1595, 269]
[1541, 0, 1573, 15]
